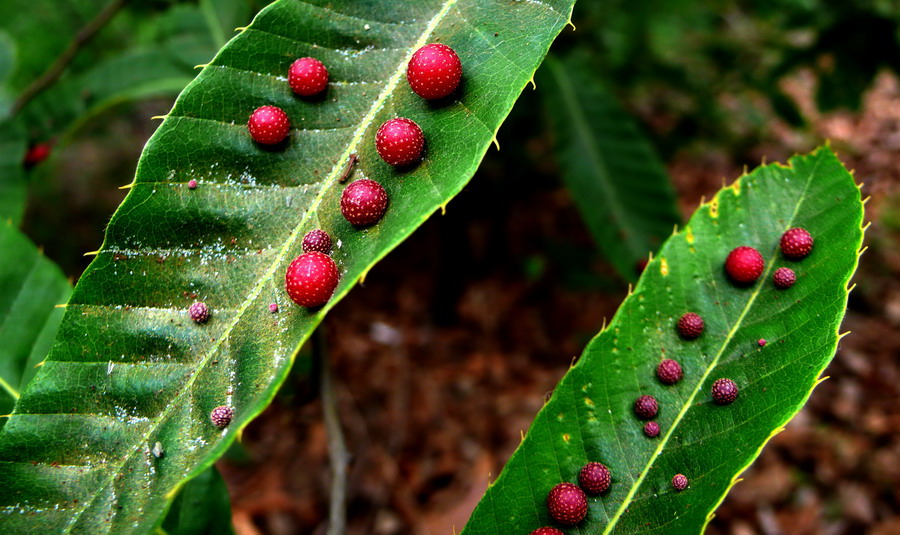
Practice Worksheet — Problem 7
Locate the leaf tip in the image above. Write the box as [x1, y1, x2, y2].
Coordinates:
[234, 26, 248, 32]
[150, 115, 167, 121]
[54, 303, 68, 308]
[566, 19, 576, 31]
[118, 183, 135, 190]
[492, 134, 500, 150]
[194, 64, 209, 70]
[84, 250, 100, 256]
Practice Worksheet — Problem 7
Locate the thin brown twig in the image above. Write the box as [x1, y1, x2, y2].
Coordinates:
[317, 328, 349, 535]
[11, 0, 127, 116]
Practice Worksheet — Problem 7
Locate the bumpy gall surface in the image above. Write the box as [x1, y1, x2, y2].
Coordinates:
[712, 378, 739, 405]
[285, 252, 340, 308]
[579, 462, 611, 495]
[375, 118, 425, 167]
[725, 246, 765, 284]
[677, 312, 704, 339]
[546, 482, 588, 526]
[530, 528, 564, 535]
[758, 338, 767, 347]
[302, 229, 332, 254]
[288, 57, 328, 96]
[189, 302, 209, 323]
[672, 473, 689, 491]
[634, 395, 659, 420]
[187, 179, 198, 190]
[773, 267, 796, 289]
[780, 227, 814, 259]
[248, 105, 290, 145]
[644, 421, 661, 438]
[269, 303, 279, 313]
[657, 359, 684, 384]
[407, 43, 462, 100]
[341, 179, 388, 227]
[210, 405, 234, 428]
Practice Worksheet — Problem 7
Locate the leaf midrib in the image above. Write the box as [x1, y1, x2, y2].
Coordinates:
[58, 0, 459, 529]
[545, 55, 643, 260]
[601, 160, 819, 534]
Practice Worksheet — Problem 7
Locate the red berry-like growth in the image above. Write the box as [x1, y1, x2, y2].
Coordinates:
[634, 395, 658, 420]
[672, 473, 689, 491]
[712, 378, 739, 405]
[302, 229, 332, 254]
[407, 43, 462, 100]
[644, 421, 661, 438]
[579, 462, 611, 495]
[530, 528, 564, 535]
[780, 227, 814, 259]
[758, 338, 767, 347]
[210, 405, 234, 428]
[725, 246, 765, 284]
[23, 143, 51, 168]
[375, 118, 425, 167]
[189, 302, 209, 324]
[341, 179, 388, 227]
[248, 105, 290, 145]
[288, 57, 329, 96]
[657, 359, 683, 384]
[773, 267, 796, 289]
[546, 482, 588, 526]
[677, 312, 704, 340]
[285, 252, 340, 308]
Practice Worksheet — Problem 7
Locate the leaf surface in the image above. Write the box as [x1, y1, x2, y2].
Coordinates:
[539, 53, 681, 281]
[0, 221, 71, 425]
[462, 147, 864, 534]
[0, 1, 576, 533]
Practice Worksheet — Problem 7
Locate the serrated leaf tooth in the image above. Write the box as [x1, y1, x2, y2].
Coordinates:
[857, 246, 868, 257]
[861, 195, 871, 205]
[838, 331, 852, 340]
[150, 115, 167, 121]
[194, 64, 208, 70]
[566, 19, 576, 30]
[861, 221, 872, 232]
[814, 375, 831, 387]
[117, 183, 134, 190]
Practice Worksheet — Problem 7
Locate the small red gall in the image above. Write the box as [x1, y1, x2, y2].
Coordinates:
[672, 473, 689, 491]
[644, 421, 661, 438]
[773, 267, 796, 289]
[269, 303, 279, 313]
[780, 228, 814, 259]
[23, 143, 52, 168]
[677, 312, 704, 340]
[758, 338, 767, 347]
[406, 43, 462, 100]
[375, 117, 425, 167]
[187, 179, 198, 190]
[341, 179, 388, 227]
[210, 405, 234, 428]
[302, 229, 332, 254]
[657, 359, 683, 384]
[248, 105, 290, 145]
[546, 482, 588, 526]
[579, 462, 611, 495]
[189, 302, 209, 323]
[725, 246, 765, 284]
[288, 57, 329, 96]
[712, 378, 739, 405]
[285, 252, 340, 308]
[634, 395, 658, 420]
[529, 528, 564, 535]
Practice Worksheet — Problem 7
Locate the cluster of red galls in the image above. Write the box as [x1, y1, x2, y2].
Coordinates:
[530, 227, 814, 533]
[249, 44, 463, 309]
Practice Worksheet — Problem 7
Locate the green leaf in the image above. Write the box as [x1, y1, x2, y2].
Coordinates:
[0, 120, 27, 224]
[0, 1, 576, 533]
[539, 53, 681, 281]
[159, 466, 234, 535]
[0, 221, 71, 427]
[462, 147, 864, 534]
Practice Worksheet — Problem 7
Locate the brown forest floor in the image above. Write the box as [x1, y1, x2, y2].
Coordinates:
[217, 72, 900, 535]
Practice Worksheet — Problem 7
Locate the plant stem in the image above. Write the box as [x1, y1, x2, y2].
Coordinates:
[11, 0, 128, 116]
[317, 329, 348, 535]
